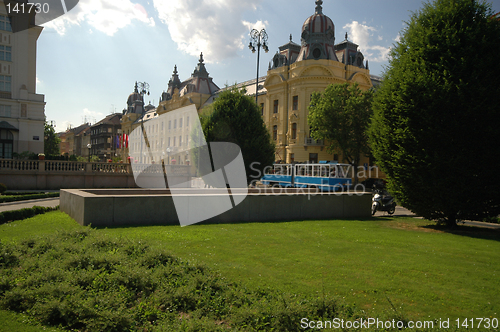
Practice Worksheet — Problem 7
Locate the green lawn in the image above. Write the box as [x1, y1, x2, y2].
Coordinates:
[0, 211, 499, 330]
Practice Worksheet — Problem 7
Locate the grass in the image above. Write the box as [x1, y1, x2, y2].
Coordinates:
[0, 211, 499, 330]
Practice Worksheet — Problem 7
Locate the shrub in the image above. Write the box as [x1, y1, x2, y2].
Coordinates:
[0, 230, 363, 331]
[0, 206, 59, 225]
[0, 183, 6, 195]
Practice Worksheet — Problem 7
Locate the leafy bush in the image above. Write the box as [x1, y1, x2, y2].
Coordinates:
[0, 206, 59, 225]
[0, 192, 59, 203]
[0, 230, 361, 331]
[0, 183, 6, 195]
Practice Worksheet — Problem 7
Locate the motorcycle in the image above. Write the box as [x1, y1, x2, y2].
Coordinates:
[371, 189, 396, 215]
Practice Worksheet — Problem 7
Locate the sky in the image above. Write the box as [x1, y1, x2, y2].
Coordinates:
[34, 0, 500, 132]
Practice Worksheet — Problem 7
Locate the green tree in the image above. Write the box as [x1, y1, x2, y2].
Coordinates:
[368, 0, 500, 226]
[200, 87, 275, 185]
[44, 120, 60, 156]
[308, 83, 373, 184]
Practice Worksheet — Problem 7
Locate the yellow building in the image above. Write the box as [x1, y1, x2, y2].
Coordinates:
[255, 0, 375, 166]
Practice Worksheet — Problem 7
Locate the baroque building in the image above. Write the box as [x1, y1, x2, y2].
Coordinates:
[258, 0, 373, 164]
[120, 53, 220, 164]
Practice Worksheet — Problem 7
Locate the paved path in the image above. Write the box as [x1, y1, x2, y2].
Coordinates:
[375, 205, 500, 229]
[0, 198, 60, 212]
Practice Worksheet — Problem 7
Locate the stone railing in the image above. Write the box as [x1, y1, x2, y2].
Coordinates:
[0, 159, 40, 171]
[0, 159, 191, 190]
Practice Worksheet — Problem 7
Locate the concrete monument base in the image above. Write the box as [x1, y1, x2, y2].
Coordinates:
[60, 188, 371, 227]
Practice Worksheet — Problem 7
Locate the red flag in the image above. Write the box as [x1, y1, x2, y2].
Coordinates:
[125, 134, 129, 148]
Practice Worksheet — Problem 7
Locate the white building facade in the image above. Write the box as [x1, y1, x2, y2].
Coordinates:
[0, 2, 45, 158]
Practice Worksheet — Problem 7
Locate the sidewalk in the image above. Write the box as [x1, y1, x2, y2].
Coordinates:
[0, 198, 60, 213]
[375, 206, 500, 229]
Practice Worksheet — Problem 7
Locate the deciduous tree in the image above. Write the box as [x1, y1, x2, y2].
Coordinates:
[308, 83, 373, 184]
[368, 0, 500, 226]
[200, 88, 275, 185]
[44, 120, 60, 156]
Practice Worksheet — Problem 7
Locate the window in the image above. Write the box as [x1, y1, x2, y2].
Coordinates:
[0, 16, 12, 32]
[179, 118, 183, 128]
[291, 123, 297, 140]
[173, 137, 176, 146]
[292, 95, 298, 110]
[260, 103, 264, 116]
[273, 125, 277, 141]
[0, 76, 11, 92]
[168, 120, 171, 129]
[0, 129, 13, 158]
[0, 46, 12, 62]
[309, 153, 318, 163]
[187, 116, 190, 126]
[273, 100, 279, 114]
[174, 119, 177, 129]
[179, 136, 182, 146]
[161, 122, 164, 131]
[0, 105, 11, 117]
[168, 137, 171, 147]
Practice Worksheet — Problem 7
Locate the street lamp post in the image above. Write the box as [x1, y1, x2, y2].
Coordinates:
[87, 143, 91, 162]
[137, 81, 150, 164]
[248, 29, 269, 105]
[166, 147, 171, 165]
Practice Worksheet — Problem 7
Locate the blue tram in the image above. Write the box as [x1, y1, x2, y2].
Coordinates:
[261, 162, 352, 191]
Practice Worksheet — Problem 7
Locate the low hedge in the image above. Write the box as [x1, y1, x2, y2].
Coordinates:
[0, 206, 59, 225]
[0, 193, 59, 203]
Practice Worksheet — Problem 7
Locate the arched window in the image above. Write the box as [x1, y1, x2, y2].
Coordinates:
[273, 125, 277, 141]
[0, 129, 13, 159]
[291, 123, 297, 140]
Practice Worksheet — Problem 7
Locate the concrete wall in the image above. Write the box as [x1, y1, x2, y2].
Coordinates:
[60, 189, 372, 227]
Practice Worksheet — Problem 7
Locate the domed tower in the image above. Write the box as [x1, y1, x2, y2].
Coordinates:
[296, 0, 338, 62]
[126, 82, 144, 114]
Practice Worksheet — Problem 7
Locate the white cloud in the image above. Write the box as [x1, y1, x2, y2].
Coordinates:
[43, 0, 155, 36]
[36, 76, 41, 85]
[83, 108, 104, 120]
[58, 120, 74, 131]
[394, 33, 401, 42]
[153, 0, 263, 62]
[343, 21, 390, 62]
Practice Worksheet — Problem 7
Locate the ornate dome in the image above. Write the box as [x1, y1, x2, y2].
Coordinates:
[301, 0, 334, 35]
[296, 0, 337, 62]
[127, 82, 143, 107]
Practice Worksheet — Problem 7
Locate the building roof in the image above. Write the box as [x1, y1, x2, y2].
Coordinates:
[0, 121, 19, 131]
[92, 113, 122, 127]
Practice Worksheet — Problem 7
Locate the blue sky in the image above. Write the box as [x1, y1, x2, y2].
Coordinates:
[35, 0, 500, 132]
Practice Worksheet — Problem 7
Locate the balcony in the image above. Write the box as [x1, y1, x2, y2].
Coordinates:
[304, 137, 324, 146]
